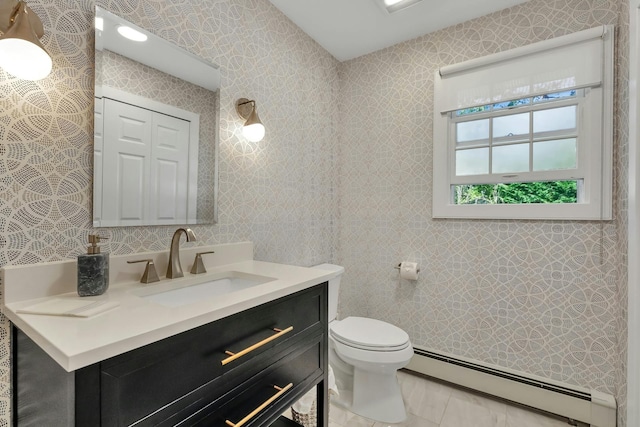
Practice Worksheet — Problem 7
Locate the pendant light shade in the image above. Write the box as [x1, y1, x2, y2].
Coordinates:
[236, 98, 266, 143]
[0, 1, 51, 81]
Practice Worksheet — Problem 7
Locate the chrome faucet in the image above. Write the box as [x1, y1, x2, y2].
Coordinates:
[166, 228, 197, 279]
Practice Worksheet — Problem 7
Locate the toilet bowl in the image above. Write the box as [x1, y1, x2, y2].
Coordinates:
[312, 264, 413, 424]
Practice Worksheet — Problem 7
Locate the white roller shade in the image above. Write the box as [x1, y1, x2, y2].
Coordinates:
[436, 26, 606, 113]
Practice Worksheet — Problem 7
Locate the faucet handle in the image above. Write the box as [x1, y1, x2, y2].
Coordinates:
[127, 259, 160, 283]
[190, 251, 215, 275]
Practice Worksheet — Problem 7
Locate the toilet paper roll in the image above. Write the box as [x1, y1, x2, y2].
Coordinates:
[400, 261, 419, 280]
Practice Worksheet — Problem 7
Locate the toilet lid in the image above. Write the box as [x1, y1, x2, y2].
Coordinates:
[330, 317, 410, 351]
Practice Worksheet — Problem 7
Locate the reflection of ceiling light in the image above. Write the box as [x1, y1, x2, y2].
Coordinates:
[95, 16, 103, 31]
[117, 25, 147, 42]
[380, 0, 423, 13]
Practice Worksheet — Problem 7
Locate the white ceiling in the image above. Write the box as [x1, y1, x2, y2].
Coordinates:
[268, 0, 531, 62]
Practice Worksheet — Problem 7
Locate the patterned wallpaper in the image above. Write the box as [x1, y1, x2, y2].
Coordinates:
[615, 1, 630, 425]
[336, 0, 628, 422]
[0, 0, 339, 423]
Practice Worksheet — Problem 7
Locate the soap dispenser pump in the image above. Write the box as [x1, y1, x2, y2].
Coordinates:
[77, 234, 110, 297]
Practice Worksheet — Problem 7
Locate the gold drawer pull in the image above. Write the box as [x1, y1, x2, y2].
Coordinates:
[221, 326, 294, 366]
[225, 383, 293, 427]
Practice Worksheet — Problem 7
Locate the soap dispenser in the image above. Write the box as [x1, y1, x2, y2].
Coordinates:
[77, 234, 109, 297]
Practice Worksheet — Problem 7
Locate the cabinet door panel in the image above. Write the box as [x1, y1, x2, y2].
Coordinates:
[150, 113, 190, 222]
[102, 98, 152, 225]
[93, 97, 104, 226]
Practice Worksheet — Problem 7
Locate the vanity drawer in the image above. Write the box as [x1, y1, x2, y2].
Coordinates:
[186, 338, 323, 427]
[100, 284, 326, 426]
[126, 334, 324, 427]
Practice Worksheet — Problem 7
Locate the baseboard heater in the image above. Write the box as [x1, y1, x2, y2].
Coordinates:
[406, 347, 616, 427]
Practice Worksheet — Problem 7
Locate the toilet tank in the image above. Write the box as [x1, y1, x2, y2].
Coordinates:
[311, 263, 344, 322]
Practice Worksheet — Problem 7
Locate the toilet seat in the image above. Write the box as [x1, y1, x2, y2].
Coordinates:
[330, 317, 410, 351]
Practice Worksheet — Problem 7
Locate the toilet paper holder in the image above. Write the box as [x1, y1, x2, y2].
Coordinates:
[394, 263, 420, 273]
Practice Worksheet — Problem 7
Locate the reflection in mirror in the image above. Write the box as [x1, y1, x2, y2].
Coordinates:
[94, 7, 220, 227]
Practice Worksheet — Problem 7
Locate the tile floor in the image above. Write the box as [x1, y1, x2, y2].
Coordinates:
[287, 370, 579, 427]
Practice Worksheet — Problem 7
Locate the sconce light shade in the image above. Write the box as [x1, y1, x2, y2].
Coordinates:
[242, 107, 265, 143]
[0, 1, 51, 80]
[236, 98, 265, 143]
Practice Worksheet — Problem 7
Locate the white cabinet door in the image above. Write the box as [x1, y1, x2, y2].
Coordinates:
[102, 98, 153, 226]
[93, 97, 104, 227]
[150, 113, 190, 223]
[100, 97, 192, 226]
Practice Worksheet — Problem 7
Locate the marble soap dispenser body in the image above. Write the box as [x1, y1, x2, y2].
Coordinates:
[77, 234, 109, 297]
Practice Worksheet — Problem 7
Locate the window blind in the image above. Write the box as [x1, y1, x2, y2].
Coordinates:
[436, 26, 606, 113]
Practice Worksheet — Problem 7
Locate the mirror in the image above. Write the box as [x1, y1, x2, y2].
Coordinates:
[94, 7, 220, 227]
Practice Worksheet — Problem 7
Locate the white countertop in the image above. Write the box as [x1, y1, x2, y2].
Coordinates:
[1, 243, 335, 372]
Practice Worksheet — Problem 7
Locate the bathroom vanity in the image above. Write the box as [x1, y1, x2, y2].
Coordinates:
[2, 242, 333, 426]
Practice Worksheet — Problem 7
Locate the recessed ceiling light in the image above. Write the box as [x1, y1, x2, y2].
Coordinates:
[380, 0, 423, 14]
[117, 25, 147, 42]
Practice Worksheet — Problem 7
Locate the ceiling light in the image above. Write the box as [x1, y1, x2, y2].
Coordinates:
[117, 25, 147, 42]
[0, 1, 52, 81]
[380, 0, 423, 14]
[236, 98, 265, 143]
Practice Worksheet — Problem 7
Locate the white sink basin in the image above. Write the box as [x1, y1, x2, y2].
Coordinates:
[135, 271, 276, 307]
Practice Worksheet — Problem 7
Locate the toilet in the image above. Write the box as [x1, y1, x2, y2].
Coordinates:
[312, 263, 413, 424]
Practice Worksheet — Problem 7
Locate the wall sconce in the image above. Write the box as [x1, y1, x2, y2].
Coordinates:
[0, 0, 52, 80]
[235, 98, 265, 143]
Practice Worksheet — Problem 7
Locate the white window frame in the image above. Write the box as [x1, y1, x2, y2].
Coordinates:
[451, 93, 583, 184]
[432, 26, 614, 220]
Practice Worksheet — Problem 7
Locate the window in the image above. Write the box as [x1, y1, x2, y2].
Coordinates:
[453, 91, 580, 204]
[432, 26, 614, 220]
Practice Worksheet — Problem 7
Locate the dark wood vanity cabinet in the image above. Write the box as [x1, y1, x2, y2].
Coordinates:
[12, 283, 329, 427]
